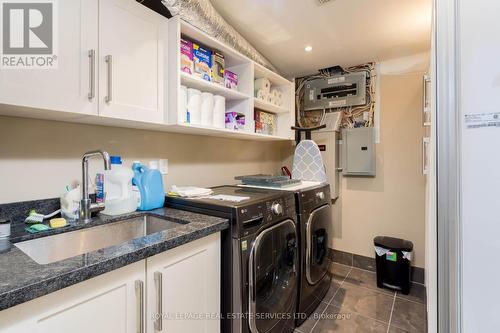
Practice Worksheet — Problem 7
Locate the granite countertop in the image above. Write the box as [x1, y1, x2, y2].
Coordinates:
[0, 207, 229, 311]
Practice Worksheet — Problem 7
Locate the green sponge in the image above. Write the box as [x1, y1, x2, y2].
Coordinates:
[25, 224, 51, 234]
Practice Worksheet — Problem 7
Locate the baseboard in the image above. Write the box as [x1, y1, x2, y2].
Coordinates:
[327, 248, 425, 285]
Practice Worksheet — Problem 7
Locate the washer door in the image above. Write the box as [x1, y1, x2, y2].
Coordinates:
[306, 204, 332, 285]
[248, 219, 298, 333]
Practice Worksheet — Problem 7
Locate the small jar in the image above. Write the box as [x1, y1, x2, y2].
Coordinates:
[0, 218, 11, 239]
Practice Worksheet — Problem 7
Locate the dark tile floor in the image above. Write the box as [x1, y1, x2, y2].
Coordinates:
[295, 262, 427, 333]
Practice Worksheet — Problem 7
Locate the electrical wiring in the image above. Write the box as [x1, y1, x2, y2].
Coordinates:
[295, 62, 376, 129]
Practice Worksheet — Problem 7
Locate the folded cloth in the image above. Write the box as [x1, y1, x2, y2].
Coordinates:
[169, 185, 213, 198]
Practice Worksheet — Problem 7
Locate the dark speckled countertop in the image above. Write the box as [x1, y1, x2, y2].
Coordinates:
[0, 207, 229, 311]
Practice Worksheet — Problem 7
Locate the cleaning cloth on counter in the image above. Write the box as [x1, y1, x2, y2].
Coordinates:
[169, 185, 214, 198]
[25, 224, 51, 234]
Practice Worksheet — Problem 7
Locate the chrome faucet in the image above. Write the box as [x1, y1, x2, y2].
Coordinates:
[80, 150, 111, 223]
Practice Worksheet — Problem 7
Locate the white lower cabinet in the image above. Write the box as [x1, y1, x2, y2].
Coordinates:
[146, 232, 221, 333]
[0, 260, 146, 333]
[0, 233, 221, 333]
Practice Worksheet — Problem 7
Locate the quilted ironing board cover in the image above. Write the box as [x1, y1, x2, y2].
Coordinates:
[291, 140, 327, 182]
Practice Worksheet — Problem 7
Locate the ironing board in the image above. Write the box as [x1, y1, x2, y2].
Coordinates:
[292, 139, 328, 183]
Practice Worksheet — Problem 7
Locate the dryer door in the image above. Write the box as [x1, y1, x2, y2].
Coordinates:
[306, 204, 332, 285]
[248, 219, 298, 333]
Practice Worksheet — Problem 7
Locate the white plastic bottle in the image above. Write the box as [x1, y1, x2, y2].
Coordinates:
[101, 156, 137, 215]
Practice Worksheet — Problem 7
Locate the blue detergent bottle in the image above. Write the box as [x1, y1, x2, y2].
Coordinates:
[132, 161, 165, 211]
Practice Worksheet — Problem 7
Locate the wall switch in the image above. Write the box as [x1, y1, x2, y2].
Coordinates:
[159, 159, 168, 175]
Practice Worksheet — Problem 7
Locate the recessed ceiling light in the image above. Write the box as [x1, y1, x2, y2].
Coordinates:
[305, 46, 313, 52]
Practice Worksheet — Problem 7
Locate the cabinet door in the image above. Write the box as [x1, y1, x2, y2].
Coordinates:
[0, 261, 146, 333]
[146, 233, 221, 333]
[98, 0, 167, 123]
[0, 0, 98, 116]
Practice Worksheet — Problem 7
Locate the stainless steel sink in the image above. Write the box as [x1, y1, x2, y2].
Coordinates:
[15, 215, 180, 264]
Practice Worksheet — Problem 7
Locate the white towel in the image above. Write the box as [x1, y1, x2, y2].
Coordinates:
[170, 185, 213, 198]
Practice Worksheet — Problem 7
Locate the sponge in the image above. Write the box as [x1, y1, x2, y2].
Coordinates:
[49, 218, 67, 229]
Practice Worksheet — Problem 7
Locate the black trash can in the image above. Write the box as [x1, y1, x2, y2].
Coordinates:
[374, 236, 413, 295]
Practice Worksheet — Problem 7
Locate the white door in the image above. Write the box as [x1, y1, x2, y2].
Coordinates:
[0, 261, 146, 333]
[98, 0, 167, 123]
[0, 0, 98, 116]
[146, 233, 221, 333]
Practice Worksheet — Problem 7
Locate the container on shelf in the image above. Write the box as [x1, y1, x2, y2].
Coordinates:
[224, 70, 238, 90]
[187, 88, 201, 124]
[255, 109, 277, 135]
[201, 92, 215, 126]
[226, 112, 245, 130]
[213, 95, 226, 128]
[179, 85, 188, 124]
[180, 38, 194, 75]
[193, 43, 212, 82]
[211, 50, 225, 86]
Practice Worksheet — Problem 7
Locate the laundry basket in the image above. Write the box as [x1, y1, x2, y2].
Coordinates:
[373, 236, 413, 295]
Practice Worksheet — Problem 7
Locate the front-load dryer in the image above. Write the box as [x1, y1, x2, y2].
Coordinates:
[239, 182, 333, 326]
[166, 186, 299, 333]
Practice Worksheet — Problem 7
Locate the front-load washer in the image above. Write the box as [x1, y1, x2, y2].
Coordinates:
[239, 182, 333, 326]
[166, 186, 299, 333]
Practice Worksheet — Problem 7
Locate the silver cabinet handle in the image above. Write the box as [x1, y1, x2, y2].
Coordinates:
[105, 55, 113, 103]
[135, 280, 144, 333]
[422, 137, 430, 175]
[154, 271, 163, 331]
[88, 50, 95, 101]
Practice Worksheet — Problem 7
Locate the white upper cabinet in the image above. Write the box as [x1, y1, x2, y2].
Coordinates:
[98, 0, 168, 123]
[0, 0, 98, 116]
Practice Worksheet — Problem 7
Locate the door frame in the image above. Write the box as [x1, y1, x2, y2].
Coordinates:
[434, 0, 462, 332]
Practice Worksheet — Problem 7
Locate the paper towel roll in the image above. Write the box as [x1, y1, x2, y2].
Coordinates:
[179, 85, 188, 123]
[201, 92, 214, 126]
[255, 78, 271, 93]
[276, 90, 284, 107]
[256, 89, 268, 101]
[187, 88, 201, 125]
[266, 93, 273, 104]
[213, 95, 226, 128]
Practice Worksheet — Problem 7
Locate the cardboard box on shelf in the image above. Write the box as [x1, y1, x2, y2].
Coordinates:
[180, 38, 194, 75]
[211, 51, 225, 86]
[224, 70, 238, 90]
[193, 43, 212, 81]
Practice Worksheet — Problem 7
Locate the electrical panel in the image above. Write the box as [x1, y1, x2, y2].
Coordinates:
[341, 127, 376, 177]
[303, 72, 367, 111]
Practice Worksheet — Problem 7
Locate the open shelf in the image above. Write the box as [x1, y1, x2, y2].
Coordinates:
[181, 72, 249, 100]
[167, 16, 295, 141]
[167, 123, 291, 141]
[254, 97, 290, 114]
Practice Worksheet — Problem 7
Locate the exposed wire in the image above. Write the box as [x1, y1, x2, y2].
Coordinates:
[295, 62, 376, 129]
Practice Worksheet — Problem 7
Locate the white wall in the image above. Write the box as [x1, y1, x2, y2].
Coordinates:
[0, 116, 289, 203]
[459, 0, 500, 330]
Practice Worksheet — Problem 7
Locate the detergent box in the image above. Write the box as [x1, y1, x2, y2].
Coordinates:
[224, 70, 238, 90]
[180, 38, 194, 75]
[211, 50, 225, 85]
[193, 43, 212, 81]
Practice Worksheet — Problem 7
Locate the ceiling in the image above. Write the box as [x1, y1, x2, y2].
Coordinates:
[210, 0, 432, 77]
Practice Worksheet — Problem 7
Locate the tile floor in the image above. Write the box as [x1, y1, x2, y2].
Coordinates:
[295, 262, 427, 333]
